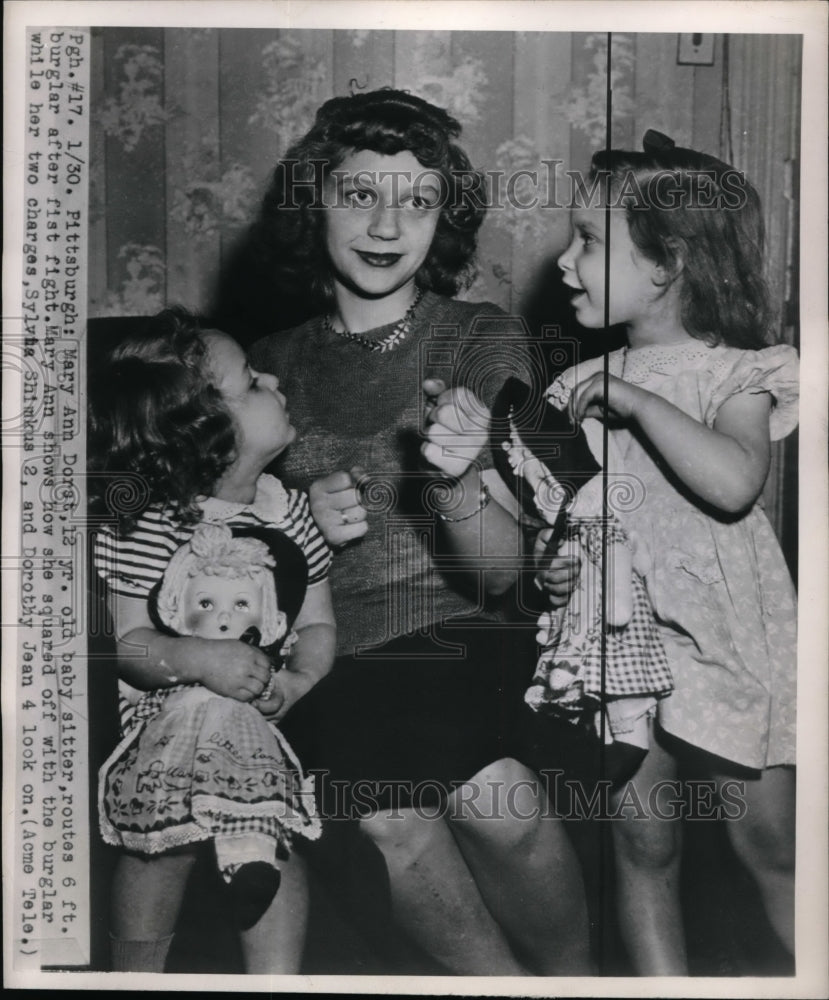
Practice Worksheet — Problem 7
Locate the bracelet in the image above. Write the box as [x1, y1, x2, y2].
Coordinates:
[436, 483, 490, 522]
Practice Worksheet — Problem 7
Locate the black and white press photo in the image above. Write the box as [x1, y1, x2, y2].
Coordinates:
[3, 1, 827, 995]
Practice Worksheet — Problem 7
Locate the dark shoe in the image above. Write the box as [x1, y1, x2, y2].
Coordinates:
[226, 861, 281, 931]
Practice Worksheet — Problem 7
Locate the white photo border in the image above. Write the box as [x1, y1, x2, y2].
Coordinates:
[3, 1, 827, 996]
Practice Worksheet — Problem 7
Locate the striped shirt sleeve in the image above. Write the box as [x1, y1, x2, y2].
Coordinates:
[93, 483, 331, 600]
[284, 488, 331, 585]
[93, 509, 184, 599]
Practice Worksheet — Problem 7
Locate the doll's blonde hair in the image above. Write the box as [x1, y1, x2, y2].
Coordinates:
[156, 521, 286, 644]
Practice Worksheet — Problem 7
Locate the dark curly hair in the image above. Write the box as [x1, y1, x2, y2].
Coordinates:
[590, 140, 773, 349]
[252, 88, 487, 307]
[88, 308, 236, 533]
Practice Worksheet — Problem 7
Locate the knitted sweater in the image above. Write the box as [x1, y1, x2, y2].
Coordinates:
[250, 292, 530, 655]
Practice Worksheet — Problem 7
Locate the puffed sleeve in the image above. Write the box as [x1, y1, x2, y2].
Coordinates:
[703, 345, 799, 441]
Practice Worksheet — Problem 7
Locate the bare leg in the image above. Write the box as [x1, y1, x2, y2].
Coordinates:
[110, 847, 199, 971]
[611, 734, 687, 975]
[240, 852, 310, 974]
[360, 808, 527, 975]
[710, 764, 795, 954]
[447, 757, 592, 975]
[111, 847, 198, 940]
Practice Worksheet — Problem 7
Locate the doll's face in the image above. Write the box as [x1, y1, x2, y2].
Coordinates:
[180, 574, 263, 639]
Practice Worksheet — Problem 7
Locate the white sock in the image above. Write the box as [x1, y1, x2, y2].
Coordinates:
[110, 932, 174, 972]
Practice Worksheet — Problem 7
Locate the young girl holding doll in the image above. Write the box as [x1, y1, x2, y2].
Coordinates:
[424, 132, 798, 974]
[90, 308, 335, 973]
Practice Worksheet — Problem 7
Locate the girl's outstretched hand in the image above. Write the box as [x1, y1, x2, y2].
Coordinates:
[421, 378, 490, 479]
[568, 372, 645, 425]
[309, 467, 369, 547]
[193, 638, 274, 701]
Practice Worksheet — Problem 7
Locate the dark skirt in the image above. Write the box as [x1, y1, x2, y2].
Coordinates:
[280, 621, 603, 816]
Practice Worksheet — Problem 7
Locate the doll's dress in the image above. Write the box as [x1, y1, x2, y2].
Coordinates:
[98, 527, 320, 881]
[525, 512, 673, 732]
[495, 402, 673, 734]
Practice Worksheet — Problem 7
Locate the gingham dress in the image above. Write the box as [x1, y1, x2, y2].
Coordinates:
[526, 516, 672, 719]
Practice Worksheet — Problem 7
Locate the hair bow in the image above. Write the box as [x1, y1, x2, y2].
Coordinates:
[642, 129, 676, 154]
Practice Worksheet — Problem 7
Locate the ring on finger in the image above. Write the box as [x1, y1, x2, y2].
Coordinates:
[341, 510, 350, 525]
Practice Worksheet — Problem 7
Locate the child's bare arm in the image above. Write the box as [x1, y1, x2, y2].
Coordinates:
[571, 374, 772, 514]
[256, 580, 336, 722]
[112, 592, 272, 701]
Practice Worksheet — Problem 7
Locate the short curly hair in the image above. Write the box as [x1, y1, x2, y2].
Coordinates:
[88, 308, 236, 532]
[252, 88, 487, 307]
[590, 142, 772, 349]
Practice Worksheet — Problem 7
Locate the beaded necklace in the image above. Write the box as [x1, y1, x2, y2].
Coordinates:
[324, 289, 424, 353]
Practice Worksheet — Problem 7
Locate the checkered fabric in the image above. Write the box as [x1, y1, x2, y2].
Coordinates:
[528, 516, 672, 717]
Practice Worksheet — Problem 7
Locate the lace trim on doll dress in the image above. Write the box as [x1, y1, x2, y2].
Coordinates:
[99, 683, 321, 859]
[545, 374, 573, 411]
[501, 418, 572, 525]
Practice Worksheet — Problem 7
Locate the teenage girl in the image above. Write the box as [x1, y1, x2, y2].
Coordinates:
[424, 132, 798, 974]
[91, 308, 335, 973]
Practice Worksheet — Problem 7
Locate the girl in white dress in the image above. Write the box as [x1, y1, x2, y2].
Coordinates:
[424, 130, 798, 974]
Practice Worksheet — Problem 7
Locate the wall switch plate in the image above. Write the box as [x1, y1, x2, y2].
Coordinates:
[677, 34, 715, 65]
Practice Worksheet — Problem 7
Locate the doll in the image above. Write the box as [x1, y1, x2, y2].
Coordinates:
[99, 522, 319, 928]
[491, 377, 672, 782]
[154, 520, 300, 696]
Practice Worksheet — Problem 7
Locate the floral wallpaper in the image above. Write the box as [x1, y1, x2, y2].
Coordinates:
[90, 28, 794, 342]
[88, 27, 801, 556]
[97, 43, 170, 152]
[249, 35, 331, 149]
[89, 29, 799, 340]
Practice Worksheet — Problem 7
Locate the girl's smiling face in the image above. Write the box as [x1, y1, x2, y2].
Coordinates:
[557, 206, 664, 330]
[323, 149, 442, 300]
[204, 330, 295, 471]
